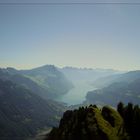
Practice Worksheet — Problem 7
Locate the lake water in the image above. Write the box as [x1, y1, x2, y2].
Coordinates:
[57, 81, 96, 105]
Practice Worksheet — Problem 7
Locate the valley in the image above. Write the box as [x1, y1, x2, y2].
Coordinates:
[1, 2, 140, 139]
[57, 81, 97, 105]
[1, 65, 140, 140]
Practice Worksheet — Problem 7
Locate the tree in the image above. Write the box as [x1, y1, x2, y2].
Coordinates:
[117, 102, 124, 117]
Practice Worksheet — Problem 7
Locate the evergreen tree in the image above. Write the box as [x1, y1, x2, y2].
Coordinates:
[117, 102, 124, 117]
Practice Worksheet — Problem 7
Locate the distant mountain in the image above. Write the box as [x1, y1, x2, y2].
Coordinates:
[86, 71, 140, 106]
[0, 65, 74, 100]
[93, 70, 140, 88]
[46, 105, 128, 140]
[92, 74, 122, 88]
[60, 67, 121, 84]
[0, 79, 64, 140]
[0, 68, 52, 99]
[20, 65, 74, 99]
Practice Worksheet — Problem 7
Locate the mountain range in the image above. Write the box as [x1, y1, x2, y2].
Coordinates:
[60, 66, 121, 84]
[0, 65, 73, 100]
[1, 64, 140, 140]
[86, 71, 140, 106]
[0, 65, 74, 139]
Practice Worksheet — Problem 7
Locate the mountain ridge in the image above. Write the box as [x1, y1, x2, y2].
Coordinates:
[0, 65, 74, 100]
[86, 70, 140, 106]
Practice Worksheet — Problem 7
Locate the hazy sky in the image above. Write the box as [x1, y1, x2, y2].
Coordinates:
[1, 0, 140, 70]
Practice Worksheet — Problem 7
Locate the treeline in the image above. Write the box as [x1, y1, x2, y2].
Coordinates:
[117, 102, 140, 140]
[46, 103, 140, 140]
[46, 104, 128, 140]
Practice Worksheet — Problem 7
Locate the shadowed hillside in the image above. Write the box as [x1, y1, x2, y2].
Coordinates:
[86, 71, 140, 106]
[0, 79, 64, 140]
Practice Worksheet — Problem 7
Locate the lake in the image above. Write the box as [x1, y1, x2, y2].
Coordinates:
[57, 81, 96, 105]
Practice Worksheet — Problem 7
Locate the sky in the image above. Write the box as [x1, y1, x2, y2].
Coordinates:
[0, 0, 140, 70]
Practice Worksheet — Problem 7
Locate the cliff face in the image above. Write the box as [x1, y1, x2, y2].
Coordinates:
[46, 105, 128, 140]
